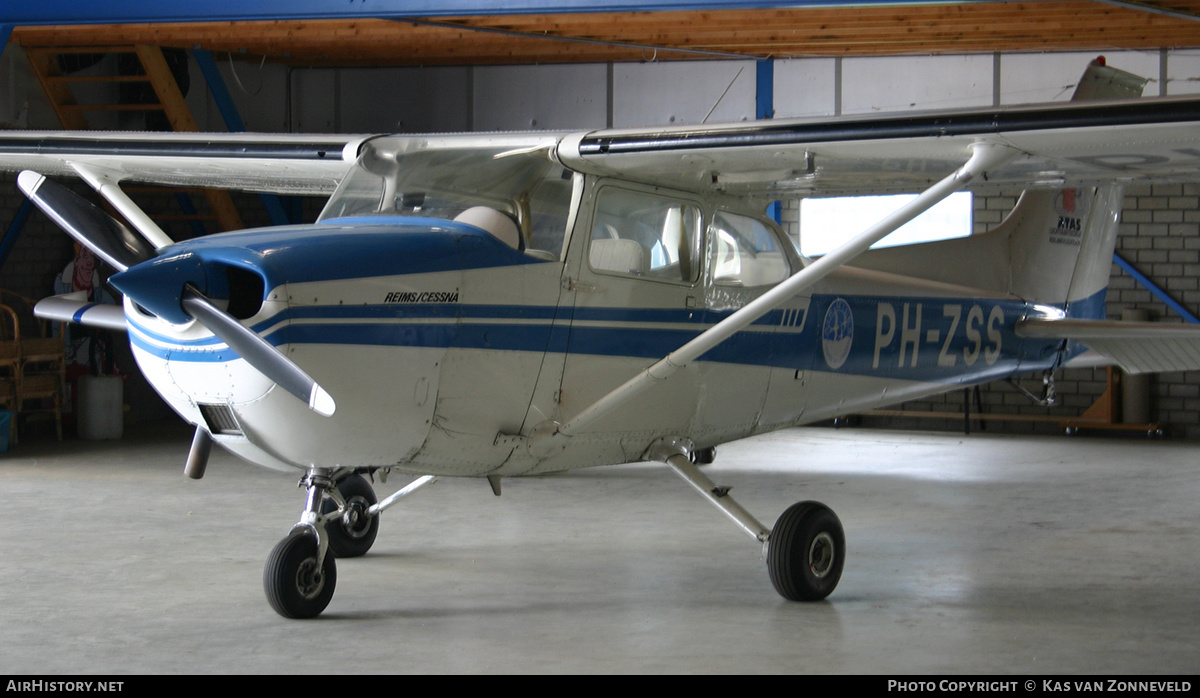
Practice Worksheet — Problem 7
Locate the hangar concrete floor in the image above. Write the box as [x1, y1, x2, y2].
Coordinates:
[1, 420, 1197, 674]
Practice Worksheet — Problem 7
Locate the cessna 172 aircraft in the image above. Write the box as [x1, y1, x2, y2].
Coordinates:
[4, 58, 1200, 618]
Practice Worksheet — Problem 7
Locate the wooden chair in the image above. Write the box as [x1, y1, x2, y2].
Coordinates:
[18, 332, 66, 442]
[0, 305, 21, 446]
[0, 293, 68, 442]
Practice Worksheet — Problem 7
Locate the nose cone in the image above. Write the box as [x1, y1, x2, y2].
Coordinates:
[109, 251, 208, 325]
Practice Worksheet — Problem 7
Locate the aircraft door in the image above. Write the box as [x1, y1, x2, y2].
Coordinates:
[558, 183, 706, 447]
[700, 210, 804, 437]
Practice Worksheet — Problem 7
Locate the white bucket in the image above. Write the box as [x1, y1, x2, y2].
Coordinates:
[77, 375, 123, 440]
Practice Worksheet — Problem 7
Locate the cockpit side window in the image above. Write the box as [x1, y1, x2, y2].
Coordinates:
[319, 166, 386, 220]
[588, 187, 702, 284]
[317, 141, 576, 261]
[709, 211, 791, 288]
[523, 169, 576, 261]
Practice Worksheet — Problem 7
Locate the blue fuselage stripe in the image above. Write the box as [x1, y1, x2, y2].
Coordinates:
[126, 289, 1089, 384]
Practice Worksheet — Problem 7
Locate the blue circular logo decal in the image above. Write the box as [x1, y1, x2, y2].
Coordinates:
[822, 298, 853, 370]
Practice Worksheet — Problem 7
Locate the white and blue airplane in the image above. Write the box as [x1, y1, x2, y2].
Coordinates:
[5, 58, 1200, 618]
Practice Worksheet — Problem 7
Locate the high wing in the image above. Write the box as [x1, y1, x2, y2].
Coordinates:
[0, 131, 373, 195]
[558, 96, 1200, 196]
[5, 96, 1200, 201]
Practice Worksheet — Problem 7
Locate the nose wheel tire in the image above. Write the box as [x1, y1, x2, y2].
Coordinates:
[321, 474, 379, 558]
[766, 501, 844, 601]
[264, 529, 337, 619]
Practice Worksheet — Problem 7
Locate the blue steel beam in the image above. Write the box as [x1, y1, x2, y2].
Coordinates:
[5, 1, 988, 25]
[192, 49, 292, 225]
[0, 199, 33, 272]
[755, 58, 773, 120]
[1113, 252, 1200, 324]
[192, 50, 247, 132]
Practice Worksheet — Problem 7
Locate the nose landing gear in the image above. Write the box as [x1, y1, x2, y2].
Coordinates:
[263, 469, 380, 619]
[263, 469, 440, 618]
[264, 528, 337, 619]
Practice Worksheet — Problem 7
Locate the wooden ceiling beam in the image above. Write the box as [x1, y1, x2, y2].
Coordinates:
[12, 2, 1200, 66]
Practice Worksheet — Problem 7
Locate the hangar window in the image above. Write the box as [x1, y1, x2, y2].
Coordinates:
[798, 192, 973, 257]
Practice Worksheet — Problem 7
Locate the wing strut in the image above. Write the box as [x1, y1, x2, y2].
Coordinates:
[536, 142, 1018, 447]
[70, 163, 174, 250]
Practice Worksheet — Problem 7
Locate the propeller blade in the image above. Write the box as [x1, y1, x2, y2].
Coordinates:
[17, 171, 156, 273]
[20, 169, 335, 417]
[34, 291, 128, 331]
[180, 286, 336, 417]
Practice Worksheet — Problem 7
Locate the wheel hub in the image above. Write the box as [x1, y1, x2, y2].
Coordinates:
[295, 558, 325, 598]
[341, 499, 371, 539]
[808, 532, 835, 579]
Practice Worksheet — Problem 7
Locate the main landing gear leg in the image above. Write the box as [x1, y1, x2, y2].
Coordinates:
[652, 439, 845, 602]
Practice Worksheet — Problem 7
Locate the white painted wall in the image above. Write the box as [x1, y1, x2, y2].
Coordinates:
[612, 59, 756, 127]
[841, 54, 993, 114]
[474, 63, 606, 131]
[1161, 51, 1200, 95]
[773, 58, 838, 118]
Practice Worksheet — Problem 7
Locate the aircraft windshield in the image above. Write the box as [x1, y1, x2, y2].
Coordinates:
[318, 139, 577, 259]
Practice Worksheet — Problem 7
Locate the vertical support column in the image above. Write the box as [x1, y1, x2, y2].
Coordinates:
[1160, 48, 1169, 97]
[755, 59, 774, 120]
[756, 59, 782, 224]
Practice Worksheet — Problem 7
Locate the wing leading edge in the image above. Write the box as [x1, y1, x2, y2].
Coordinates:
[0, 132, 375, 195]
[558, 95, 1200, 196]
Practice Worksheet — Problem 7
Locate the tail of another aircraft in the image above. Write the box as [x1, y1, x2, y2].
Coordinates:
[855, 57, 1144, 320]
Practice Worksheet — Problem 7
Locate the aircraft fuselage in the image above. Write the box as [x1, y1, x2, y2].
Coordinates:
[120, 209, 1066, 477]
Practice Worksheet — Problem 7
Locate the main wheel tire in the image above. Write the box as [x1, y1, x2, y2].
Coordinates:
[321, 474, 379, 558]
[767, 501, 845, 601]
[264, 529, 337, 619]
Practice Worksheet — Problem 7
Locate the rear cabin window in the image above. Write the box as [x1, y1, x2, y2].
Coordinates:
[710, 211, 790, 287]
